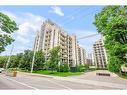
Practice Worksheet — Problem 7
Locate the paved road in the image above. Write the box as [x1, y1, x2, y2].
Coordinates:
[0, 72, 119, 90]
[69, 70, 127, 85]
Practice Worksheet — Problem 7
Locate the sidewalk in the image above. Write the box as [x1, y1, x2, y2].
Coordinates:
[18, 72, 127, 89]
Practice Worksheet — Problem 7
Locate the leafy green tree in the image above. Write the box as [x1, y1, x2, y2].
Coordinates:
[0, 56, 7, 68]
[9, 53, 23, 68]
[9, 55, 17, 68]
[19, 50, 33, 71]
[0, 12, 18, 53]
[34, 50, 45, 71]
[43, 60, 50, 70]
[93, 6, 127, 73]
[49, 46, 60, 72]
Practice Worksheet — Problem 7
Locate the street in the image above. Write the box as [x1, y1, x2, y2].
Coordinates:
[0, 71, 127, 90]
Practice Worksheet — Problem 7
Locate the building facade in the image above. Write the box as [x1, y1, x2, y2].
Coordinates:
[33, 20, 86, 67]
[86, 53, 93, 66]
[93, 39, 107, 69]
[77, 45, 86, 65]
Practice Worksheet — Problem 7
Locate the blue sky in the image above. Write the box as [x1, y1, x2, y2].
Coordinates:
[0, 6, 104, 56]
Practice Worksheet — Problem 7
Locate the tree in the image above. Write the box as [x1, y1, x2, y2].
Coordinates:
[9, 53, 23, 68]
[19, 50, 33, 71]
[93, 6, 127, 73]
[34, 50, 45, 71]
[49, 46, 60, 73]
[0, 56, 7, 68]
[43, 60, 50, 70]
[0, 12, 18, 53]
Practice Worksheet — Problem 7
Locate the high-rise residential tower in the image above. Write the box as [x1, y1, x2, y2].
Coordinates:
[93, 39, 107, 69]
[33, 20, 86, 67]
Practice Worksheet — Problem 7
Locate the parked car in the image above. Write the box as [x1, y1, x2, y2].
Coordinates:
[0, 68, 4, 73]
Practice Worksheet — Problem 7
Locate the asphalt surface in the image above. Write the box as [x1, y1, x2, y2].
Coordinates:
[69, 70, 127, 85]
[0, 71, 126, 90]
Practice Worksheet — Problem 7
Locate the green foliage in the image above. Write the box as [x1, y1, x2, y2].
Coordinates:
[76, 64, 85, 72]
[107, 56, 121, 72]
[48, 46, 60, 72]
[84, 64, 89, 70]
[0, 56, 7, 68]
[63, 64, 70, 72]
[2, 50, 45, 72]
[34, 70, 82, 77]
[57, 64, 70, 72]
[57, 64, 64, 72]
[93, 6, 127, 73]
[43, 60, 50, 70]
[19, 50, 33, 71]
[125, 64, 127, 67]
[76, 64, 89, 72]
[0, 12, 18, 53]
[34, 50, 45, 71]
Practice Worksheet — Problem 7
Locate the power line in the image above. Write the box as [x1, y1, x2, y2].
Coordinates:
[78, 33, 100, 40]
[60, 7, 91, 24]
[62, 9, 100, 27]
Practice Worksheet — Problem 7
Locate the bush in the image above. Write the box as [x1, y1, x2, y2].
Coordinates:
[125, 64, 127, 67]
[84, 64, 89, 70]
[63, 64, 70, 72]
[57, 63, 70, 72]
[76, 64, 85, 72]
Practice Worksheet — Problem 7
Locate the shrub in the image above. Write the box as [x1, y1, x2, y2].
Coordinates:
[125, 64, 127, 67]
[76, 64, 85, 72]
[57, 63, 70, 72]
[63, 64, 70, 72]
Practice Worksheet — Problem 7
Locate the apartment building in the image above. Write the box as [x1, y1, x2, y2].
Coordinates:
[93, 39, 107, 69]
[77, 45, 86, 65]
[33, 20, 86, 67]
[86, 53, 93, 66]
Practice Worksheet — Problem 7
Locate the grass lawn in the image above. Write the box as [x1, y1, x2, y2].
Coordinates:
[33, 70, 83, 77]
[118, 73, 127, 79]
[121, 75, 127, 79]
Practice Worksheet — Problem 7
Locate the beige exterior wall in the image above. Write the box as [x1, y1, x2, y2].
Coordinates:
[77, 45, 86, 65]
[93, 39, 107, 69]
[33, 20, 86, 67]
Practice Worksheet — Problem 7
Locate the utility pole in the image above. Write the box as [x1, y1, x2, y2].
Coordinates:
[30, 50, 36, 73]
[30, 30, 39, 73]
[6, 44, 14, 70]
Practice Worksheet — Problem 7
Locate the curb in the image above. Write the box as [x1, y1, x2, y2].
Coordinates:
[19, 72, 54, 78]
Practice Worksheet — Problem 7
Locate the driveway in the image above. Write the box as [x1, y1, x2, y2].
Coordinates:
[69, 70, 127, 85]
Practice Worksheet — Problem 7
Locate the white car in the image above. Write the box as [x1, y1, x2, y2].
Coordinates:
[0, 68, 4, 73]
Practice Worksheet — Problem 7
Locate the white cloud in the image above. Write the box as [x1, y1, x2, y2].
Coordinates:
[50, 6, 64, 16]
[1, 11, 45, 55]
[16, 36, 30, 44]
